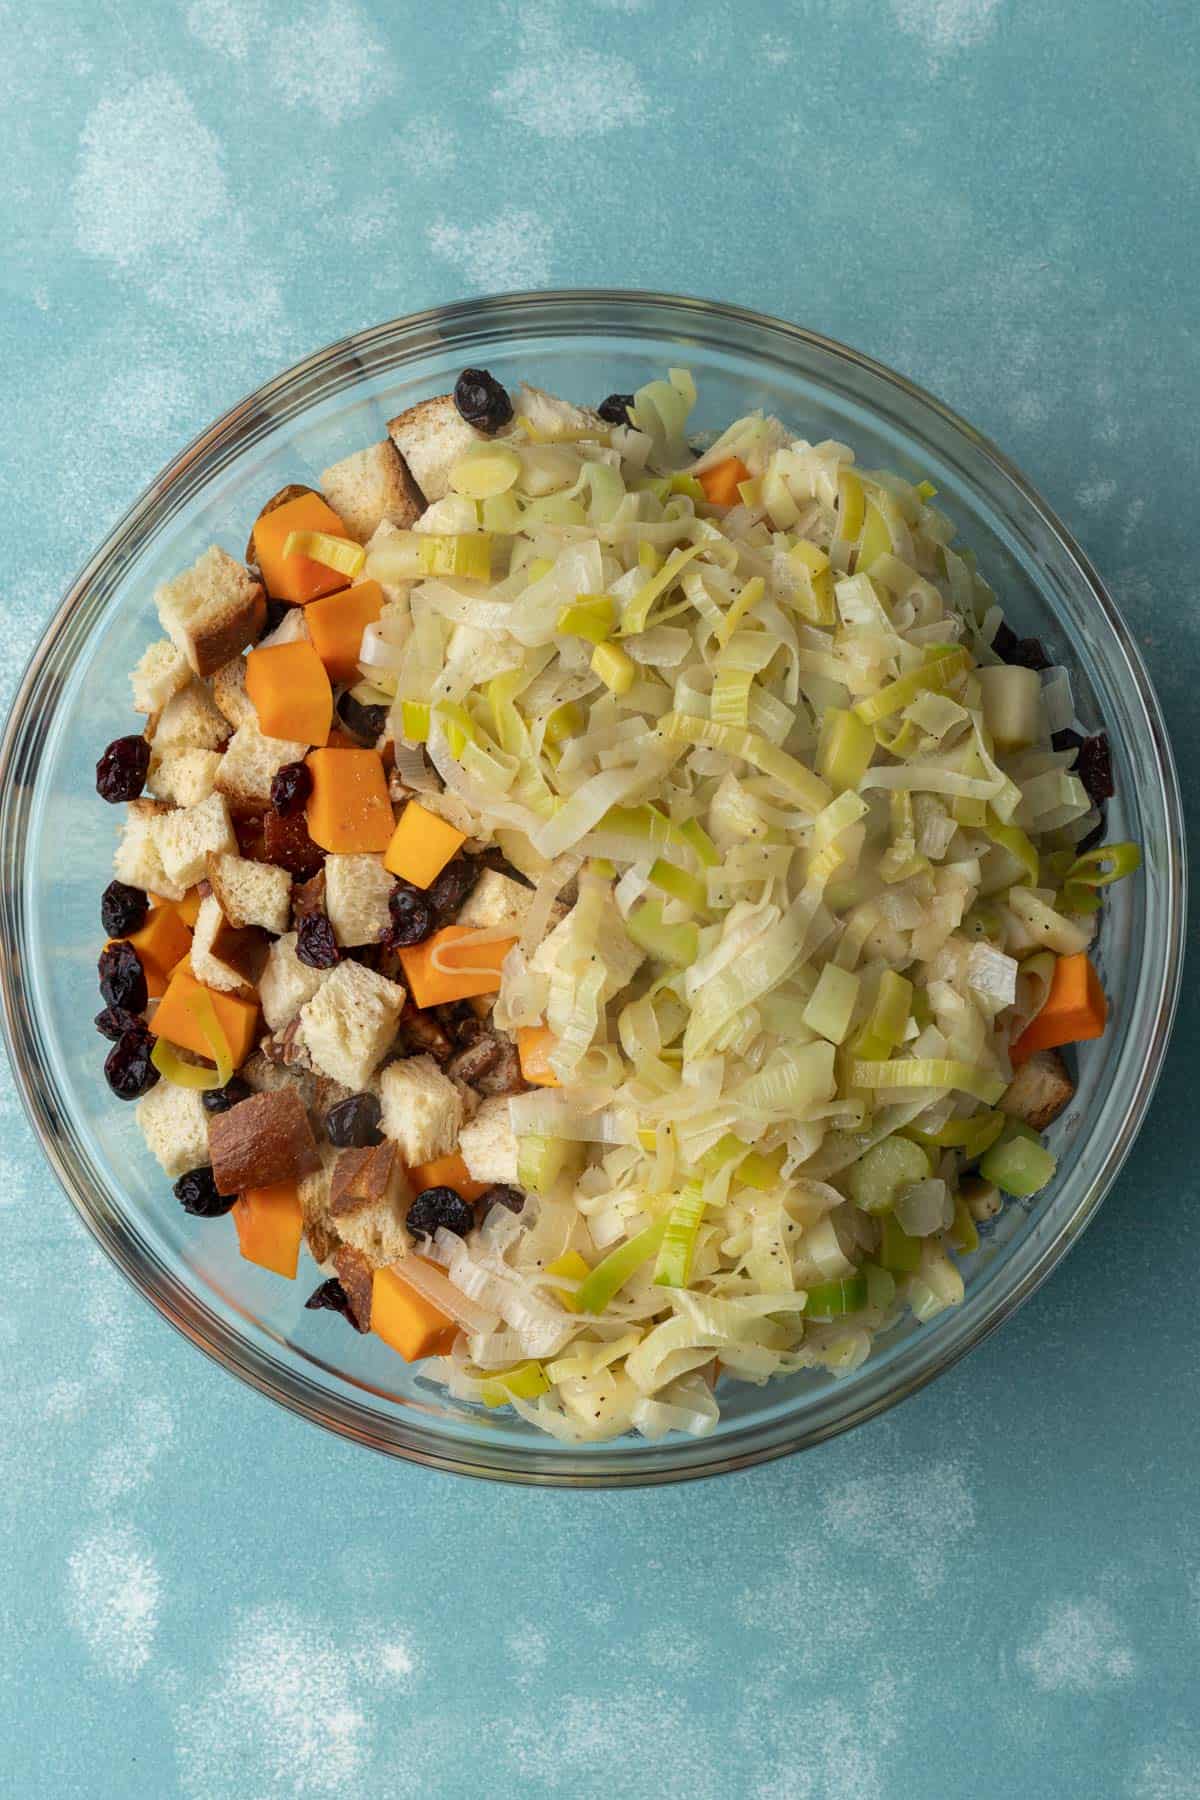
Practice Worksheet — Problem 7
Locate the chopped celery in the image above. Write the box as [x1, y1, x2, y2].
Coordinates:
[648, 857, 707, 912]
[979, 1131, 1056, 1197]
[479, 1362, 551, 1407]
[738, 1145, 787, 1190]
[879, 1212, 922, 1273]
[545, 700, 584, 745]
[653, 1183, 708, 1287]
[576, 1217, 670, 1314]
[805, 1274, 868, 1318]
[836, 468, 866, 542]
[546, 1250, 592, 1312]
[802, 963, 860, 1045]
[517, 1134, 580, 1194]
[816, 707, 875, 792]
[591, 641, 637, 695]
[281, 529, 365, 577]
[864, 1263, 896, 1310]
[846, 1135, 931, 1214]
[678, 816, 720, 867]
[905, 1109, 1005, 1162]
[626, 900, 699, 966]
[856, 498, 892, 571]
[417, 532, 493, 580]
[399, 700, 430, 742]
[558, 595, 614, 644]
[949, 1199, 980, 1254]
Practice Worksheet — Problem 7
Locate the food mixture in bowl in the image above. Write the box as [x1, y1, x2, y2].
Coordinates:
[92, 366, 1140, 1442]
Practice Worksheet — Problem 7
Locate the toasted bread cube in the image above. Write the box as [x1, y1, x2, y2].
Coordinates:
[114, 798, 186, 901]
[386, 394, 487, 503]
[136, 1081, 210, 1181]
[324, 853, 394, 947]
[215, 720, 309, 813]
[1001, 1049, 1075, 1132]
[320, 439, 424, 542]
[330, 1141, 413, 1266]
[147, 747, 222, 808]
[131, 638, 191, 715]
[209, 1088, 322, 1195]
[457, 1094, 519, 1186]
[299, 961, 405, 1090]
[150, 792, 237, 890]
[191, 893, 268, 996]
[379, 1054, 465, 1166]
[211, 656, 257, 730]
[259, 931, 328, 1032]
[456, 869, 531, 932]
[155, 545, 266, 678]
[206, 852, 291, 934]
[151, 680, 232, 752]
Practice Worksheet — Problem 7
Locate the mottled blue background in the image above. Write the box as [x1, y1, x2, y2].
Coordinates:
[3, 2, 1198, 1796]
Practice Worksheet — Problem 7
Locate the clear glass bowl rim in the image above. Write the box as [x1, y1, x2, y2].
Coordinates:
[0, 288, 1185, 1486]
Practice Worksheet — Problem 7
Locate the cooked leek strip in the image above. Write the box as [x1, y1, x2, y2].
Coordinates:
[591, 641, 637, 695]
[417, 533, 493, 580]
[804, 1274, 868, 1318]
[576, 1216, 671, 1314]
[803, 963, 860, 1045]
[648, 859, 707, 912]
[621, 543, 706, 634]
[150, 991, 234, 1091]
[282, 530, 365, 577]
[816, 708, 874, 792]
[789, 539, 836, 625]
[545, 700, 584, 745]
[627, 900, 699, 966]
[558, 595, 615, 644]
[679, 816, 720, 867]
[851, 970, 913, 1062]
[851, 1058, 1007, 1105]
[660, 713, 831, 813]
[711, 665, 754, 727]
[856, 497, 892, 571]
[835, 469, 866, 543]
[653, 1184, 708, 1287]
[984, 809, 1040, 885]
[715, 576, 766, 647]
[399, 700, 430, 742]
[905, 1110, 1005, 1159]
[737, 1145, 787, 1190]
[478, 1362, 551, 1406]
[1062, 841, 1141, 892]
[852, 647, 971, 725]
[450, 444, 522, 499]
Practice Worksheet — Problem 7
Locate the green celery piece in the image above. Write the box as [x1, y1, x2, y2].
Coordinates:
[653, 1185, 708, 1288]
[879, 1213, 922, 1274]
[805, 1274, 869, 1318]
[846, 1135, 931, 1214]
[627, 900, 699, 966]
[979, 1130, 1056, 1198]
[576, 1217, 670, 1314]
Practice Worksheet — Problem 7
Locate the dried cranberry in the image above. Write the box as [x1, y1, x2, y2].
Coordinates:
[95, 1005, 140, 1042]
[336, 689, 389, 744]
[98, 940, 148, 1013]
[453, 367, 513, 435]
[271, 760, 312, 815]
[1051, 727, 1084, 756]
[202, 1077, 254, 1114]
[100, 880, 148, 938]
[991, 621, 1051, 672]
[480, 1183, 525, 1216]
[296, 910, 340, 969]
[262, 598, 295, 637]
[233, 810, 271, 863]
[95, 735, 150, 803]
[385, 884, 434, 947]
[263, 808, 324, 878]
[597, 392, 636, 426]
[104, 1024, 159, 1100]
[426, 855, 479, 922]
[305, 1278, 353, 1318]
[325, 1092, 384, 1148]
[1077, 732, 1114, 807]
[406, 1186, 475, 1240]
[173, 1166, 237, 1218]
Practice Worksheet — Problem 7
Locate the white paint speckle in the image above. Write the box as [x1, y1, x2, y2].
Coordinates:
[427, 208, 554, 289]
[73, 77, 226, 264]
[88, 1393, 177, 1507]
[393, 118, 458, 178]
[820, 1457, 977, 1595]
[185, 0, 266, 59]
[175, 1608, 373, 1796]
[760, 33, 793, 66]
[1017, 1597, 1136, 1694]
[1078, 476, 1118, 512]
[266, 0, 393, 125]
[1129, 1742, 1200, 1800]
[490, 2, 650, 139]
[641, 1623, 704, 1674]
[891, 0, 1005, 64]
[66, 1522, 162, 1681]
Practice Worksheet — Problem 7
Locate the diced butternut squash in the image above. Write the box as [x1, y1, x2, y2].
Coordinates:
[397, 926, 517, 1008]
[232, 1180, 303, 1279]
[406, 1151, 490, 1204]
[245, 639, 333, 746]
[150, 965, 260, 1068]
[306, 580, 384, 684]
[372, 1260, 457, 1362]
[698, 456, 751, 507]
[304, 748, 394, 852]
[517, 1024, 560, 1087]
[1011, 952, 1108, 1064]
[383, 801, 466, 888]
[150, 888, 202, 929]
[122, 903, 192, 981]
[252, 491, 351, 604]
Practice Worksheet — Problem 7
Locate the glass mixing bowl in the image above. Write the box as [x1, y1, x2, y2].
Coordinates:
[0, 292, 1184, 1485]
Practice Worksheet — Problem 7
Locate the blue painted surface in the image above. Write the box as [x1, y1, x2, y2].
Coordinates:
[2, 3, 1198, 1795]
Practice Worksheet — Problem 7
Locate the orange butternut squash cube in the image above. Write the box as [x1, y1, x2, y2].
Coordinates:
[304, 748, 394, 852]
[406, 1151, 490, 1203]
[306, 580, 384, 685]
[397, 925, 517, 1008]
[150, 965, 260, 1068]
[123, 904, 192, 981]
[698, 456, 751, 507]
[372, 1261, 457, 1362]
[232, 1180, 303, 1279]
[150, 888, 203, 929]
[245, 639, 333, 746]
[517, 1025, 560, 1087]
[1011, 953, 1108, 1064]
[252, 491, 350, 604]
[383, 801, 466, 888]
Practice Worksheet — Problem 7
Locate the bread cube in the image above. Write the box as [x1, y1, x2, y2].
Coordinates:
[324, 853, 394, 947]
[379, 1054, 465, 1165]
[113, 798, 185, 900]
[151, 680, 232, 752]
[258, 931, 327, 1032]
[299, 961, 405, 1090]
[457, 1094, 519, 1186]
[136, 1081, 210, 1180]
[147, 747, 222, 808]
[456, 869, 531, 932]
[386, 394, 485, 503]
[215, 720, 308, 811]
[130, 638, 190, 715]
[150, 792, 237, 889]
[155, 545, 266, 678]
[206, 851, 291, 935]
[320, 439, 424, 542]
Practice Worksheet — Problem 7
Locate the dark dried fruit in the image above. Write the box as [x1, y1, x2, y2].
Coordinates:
[426, 855, 480, 923]
[1077, 732, 1114, 807]
[385, 883, 434, 947]
[202, 1076, 254, 1114]
[406, 1185, 475, 1240]
[305, 1278, 353, 1318]
[337, 689, 389, 744]
[990, 621, 1051, 672]
[1051, 727, 1083, 756]
[95, 1005, 141, 1042]
[454, 367, 514, 434]
[95, 735, 150, 803]
[233, 809, 271, 863]
[1076, 810, 1106, 854]
[271, 760, 312, 815]
[98, 940, 148, 1013]
[597, 392, 636, 426]
[262, 598, 295, 637]
[480, 1182, 525, 1217]
[325, 1091, 384, 1149]
[173, 1166, 237, 1217]
[296, 911, 340, 969]
[100, 879, 148, 939]
[104, 1023, 159, 1100]
[263, 807, 325, 878]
